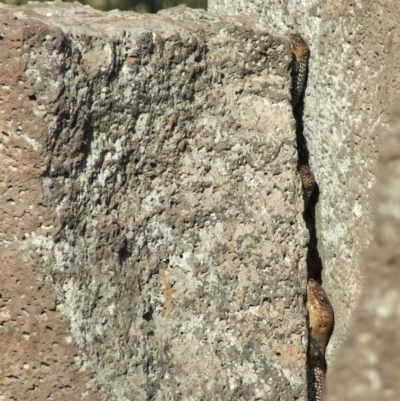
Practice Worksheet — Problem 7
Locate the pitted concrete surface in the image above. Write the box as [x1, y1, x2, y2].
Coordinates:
[0, 3, 309, 400]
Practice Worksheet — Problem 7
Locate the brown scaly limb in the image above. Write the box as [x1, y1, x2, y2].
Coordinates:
[298, 164, 315, 207]
[306, 279, 334, 401]
[289, 33, 310, 107]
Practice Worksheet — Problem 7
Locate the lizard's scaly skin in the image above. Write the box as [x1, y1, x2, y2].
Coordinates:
[306, 279, 334, 401]
[298, 164, 315, 206]
[289, 33, 310, 107]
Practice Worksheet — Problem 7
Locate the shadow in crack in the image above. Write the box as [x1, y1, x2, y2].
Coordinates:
[293, 68, 324, 285]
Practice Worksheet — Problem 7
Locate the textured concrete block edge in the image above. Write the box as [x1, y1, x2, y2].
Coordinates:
[0, 2, 313, 400]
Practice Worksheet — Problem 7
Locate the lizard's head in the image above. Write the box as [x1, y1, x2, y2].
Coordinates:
[289, 33, 310, 61]
[298, 165, 316, 192]
[306, 279, 334, 351]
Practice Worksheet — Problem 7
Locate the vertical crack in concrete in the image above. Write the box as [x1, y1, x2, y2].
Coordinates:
[294, 88, 323, 285]
[291, 40, 332, 401]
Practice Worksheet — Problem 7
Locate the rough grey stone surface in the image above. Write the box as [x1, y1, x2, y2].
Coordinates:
[324, 104, 400, 400]
[0, 2, 309, 400]
[209, 0, 392, 366]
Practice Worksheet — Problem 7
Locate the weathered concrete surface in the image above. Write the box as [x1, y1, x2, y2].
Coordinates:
[209, 0, 398, 367]
[0, 7, 103, 399]
[324, 104, 400, 399]
[0, 2, 309, 400]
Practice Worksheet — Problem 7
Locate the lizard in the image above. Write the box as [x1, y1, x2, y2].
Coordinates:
[306, 279, 334, 401]
[298, 164, 316, 207]
[288, 33, 310, 107]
